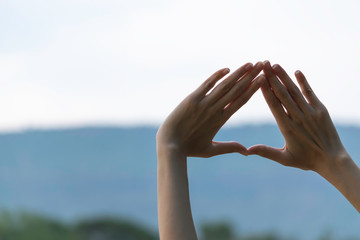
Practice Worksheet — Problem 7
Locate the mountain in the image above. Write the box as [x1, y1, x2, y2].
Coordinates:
[0, 125, 359, 239]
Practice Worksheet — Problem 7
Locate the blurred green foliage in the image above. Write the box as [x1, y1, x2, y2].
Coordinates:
[0, 212, 358, 240]
[199, 221, 360, 240]
[200, 221, 293, 240]
[201, 221, 236, 240]
[0, 211, 157, 240]
[74, 218, 157, 240]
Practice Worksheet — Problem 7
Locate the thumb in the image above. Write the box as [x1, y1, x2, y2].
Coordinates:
[207, 141, 248, 157]
[247, 144, 286, 165]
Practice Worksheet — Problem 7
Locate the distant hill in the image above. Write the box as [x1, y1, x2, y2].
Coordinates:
[0, 125, 359, 239]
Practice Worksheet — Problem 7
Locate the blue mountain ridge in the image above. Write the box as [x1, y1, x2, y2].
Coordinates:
[0, 124, 358, 239]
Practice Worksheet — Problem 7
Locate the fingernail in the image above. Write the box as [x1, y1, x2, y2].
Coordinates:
[223, 68, 230, 73]
[272, 64, 279, 70]
[255, 61, 264, 68]
[295, 70, 301, 75]
[244, 62, 253, 70]
[246, 148, 254, 155]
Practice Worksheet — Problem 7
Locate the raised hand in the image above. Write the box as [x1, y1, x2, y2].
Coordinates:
[248, 61, 360, 212]
[247, 61, 346, 171]
[157, 62, 264, 240]
[157, 62, 265, 158]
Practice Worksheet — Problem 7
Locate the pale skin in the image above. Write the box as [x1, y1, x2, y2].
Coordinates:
[156, 61, 360, 240]
[247, 61, 360, 212]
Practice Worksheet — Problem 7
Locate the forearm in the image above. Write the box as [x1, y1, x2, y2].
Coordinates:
[157, 144, 198, 240]
[317, 154, 360, 213]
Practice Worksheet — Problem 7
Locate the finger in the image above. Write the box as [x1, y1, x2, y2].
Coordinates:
[260, 78, 290, 128]
[272, 64, 311, 113]
[263, 61, 303, 119]
[247, 144, 288, 166]
[194, 68, 231, 97]
[295, 70, 322, 107]
[215, 62, 264, 110]
[207, 141, 248, 157]
[223, 74, 265, 119]
[203, 62, 253, 104]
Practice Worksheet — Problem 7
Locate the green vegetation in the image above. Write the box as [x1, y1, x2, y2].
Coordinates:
[199, 221, 360, 240]
[0, 211, 157, 240]
[200, 221, 294, 240]
[0, 212, 358, 240]
[74, 218, 157, 240]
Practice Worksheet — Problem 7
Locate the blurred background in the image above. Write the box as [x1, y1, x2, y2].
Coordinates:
[0, 0, 360, 239]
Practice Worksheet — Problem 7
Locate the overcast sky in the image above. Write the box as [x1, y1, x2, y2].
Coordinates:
[1, 0, 360, 131]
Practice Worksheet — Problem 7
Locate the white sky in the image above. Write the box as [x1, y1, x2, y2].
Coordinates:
[1, 0, 360, 131]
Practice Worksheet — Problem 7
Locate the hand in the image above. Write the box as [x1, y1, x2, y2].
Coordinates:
[157, 62, 264, 158]
[247, 61, 349, 173]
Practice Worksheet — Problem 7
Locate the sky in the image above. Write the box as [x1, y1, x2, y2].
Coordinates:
[1, 0, 360, 132]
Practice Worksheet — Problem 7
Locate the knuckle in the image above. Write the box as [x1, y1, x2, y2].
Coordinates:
[284, 125, 295, 135]
[305, 112, 314, 122]
[287, 88, 296, 97]
[304, 87, 313, 96]
[292, 115, 302, 125]
[315, 107, 328, 119]
[289, 88, 302, 99]
[205, 79, 216, 89]
[208, 106, 224, 118]
[269, 96, 280, 106]
[253, 145, 265, 155]
[185, 95, 199, 108]
[220, 83, 232, 93]
[276, 89, 289, 99]
[202, 81, 212, 90]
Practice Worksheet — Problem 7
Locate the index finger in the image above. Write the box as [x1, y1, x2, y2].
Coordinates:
[193, 67, 231, 98]
[272, 64, 311, 113]
[295, 70, 322, 107]
[261, 78, 291, 129]
[203, 62, 254, 104]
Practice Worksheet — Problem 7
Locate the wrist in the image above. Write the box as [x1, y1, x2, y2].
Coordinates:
[157, 139, 188, 175]
[315, 152, 357, 198]
[156, 129, 186, 158]
[315, 152, 360, 212]
[316, 151, 353, 177]
[157, 142, 186, 158]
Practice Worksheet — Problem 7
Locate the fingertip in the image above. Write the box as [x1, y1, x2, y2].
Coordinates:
[295, 70, 304, 79]
[255, 61, 264, 68]
[246, 146, 256, 155]
[223, 68, 230, 74]
[239, 149, 248, 156]
[272, 64, 280, 70]
[263, 61, 272, 71]
[238, 144, 248, 156]
[294, 70, 306, 83]
[244, 62, 253, 71]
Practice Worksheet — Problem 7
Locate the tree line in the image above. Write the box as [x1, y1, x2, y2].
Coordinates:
[0, 212, 355, 240]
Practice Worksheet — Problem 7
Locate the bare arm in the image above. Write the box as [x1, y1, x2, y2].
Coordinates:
[248, 61, 360, 212]
[157, 62, 264, 240]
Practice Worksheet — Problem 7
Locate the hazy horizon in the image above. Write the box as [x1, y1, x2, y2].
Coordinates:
[1, 0, 360, 132]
